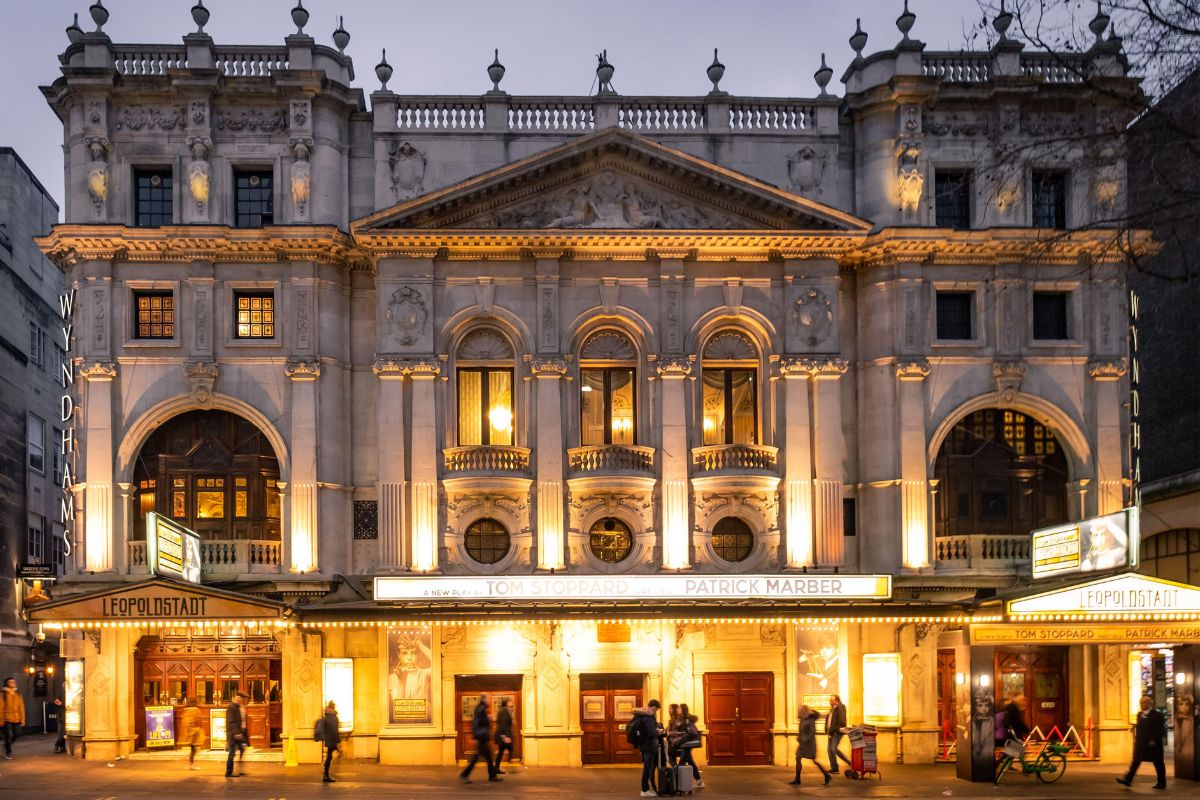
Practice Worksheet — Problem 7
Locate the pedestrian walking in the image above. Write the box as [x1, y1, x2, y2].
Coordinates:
[666, 703, 684, 765]
[999, 700, 1030, 742]
[677, 703, 704, 789]
[52, 688, 66, 754]
[2, 677, 25, 760]
[494, 698, 514, 773]
[224, 691, 248, 778]
[1117, 695, 1167, 790]
[179, 697, 203, 770]
[789, 705, 831, 786]
[627, 699, 663, 797]
[460, 694, 500, 783]
[320, 701, 341, 783]
[825, 695, 850, 774]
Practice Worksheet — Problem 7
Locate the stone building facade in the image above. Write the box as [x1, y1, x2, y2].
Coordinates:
[31, 2, 1180, 773]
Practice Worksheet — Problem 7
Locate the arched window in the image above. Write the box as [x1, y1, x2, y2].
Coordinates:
[132, 410, 281, 541]
[579, 330, 637, 446]
[934, 409, 1068, 537]
[589, 517, 634, 563]
[456, 329, 515, 446]
[701, 331, 758, 445]
[712, 517, 754, 562]
[464, 518, 511, 564]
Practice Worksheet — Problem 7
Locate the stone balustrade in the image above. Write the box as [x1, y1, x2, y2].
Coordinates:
[113, 45, 188, 75]
[443, 445, 532, 474]
[691, 443, 779, 473]
[920, 51, 1093, 85]
[127, 538, 281, 575]
[934, 534, 1030, 573]
[213, 46, 290, 77]
[1019, 53, 1089, 84]
[568, 444, 656, 474]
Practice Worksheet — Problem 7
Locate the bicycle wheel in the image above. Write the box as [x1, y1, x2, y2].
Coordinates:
[994, 756, 1013, 785]
[1036, 752, 1067, 783]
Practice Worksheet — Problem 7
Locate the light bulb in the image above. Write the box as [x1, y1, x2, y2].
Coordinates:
[489, 406, 513, 433]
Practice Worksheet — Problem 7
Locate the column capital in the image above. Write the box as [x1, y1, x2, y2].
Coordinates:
[654, 354, 695, 378]
[408, 357, 441, 378]
[373, 356, 408, 378]
[1087, 358, 1128, 381]
[528, 357, 567, 377]
[780, 356, 848, 377]
[284, 358, 321, 381]
[80, 360, 118, 381]
[895, 358, 930, 381]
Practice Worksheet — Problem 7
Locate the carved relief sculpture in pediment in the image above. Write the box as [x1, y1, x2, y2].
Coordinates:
[791, 287, 834, 348]
[385, 286, 427, 346]
[389, 142, 427, 201]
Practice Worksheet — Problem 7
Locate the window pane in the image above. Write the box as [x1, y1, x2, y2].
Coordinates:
[610, 369, 635, 445]
[232, 291, 275, 339]
[487, 369, 513, 446]
[589, 517, 633, 563]
[730, 369, 757, 444]
[134, 169, 173, 227]
[935, 170, 971, 230]
[1033, 292, 1070, 340]
[580, 369, 606, 446]
[936, 291, 973, 340]
[1032, 171, 1067, 229]
[702, 370, 726, 446]
[235, 171, 274, 228]
[458, 371, 483, 446]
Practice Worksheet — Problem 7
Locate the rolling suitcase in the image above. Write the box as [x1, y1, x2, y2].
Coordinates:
[656, 741, 677, 796]
[674, 764, 695, 794]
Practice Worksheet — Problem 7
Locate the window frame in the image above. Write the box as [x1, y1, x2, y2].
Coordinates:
[701, 367, 759, 446]
[933, 288, 977, 343]
[133, 167, 175, 227]
[131, 289, 177, 341]
[27, 413, 45, 474]
[1031, 169, 1068, 229]
[29, 321, 44, 368]
[934, 168, 973, 230]
[579, 366, 637, 446]
[233, 168, 275, 228]
[711, 516, 755, 563]
[27, 513, 46, 564]
[588, 517, 635, 564]
[231, 288, 277, 341]
[456, 366, 516, 447]
[463, 517, 512, 565]
[1031, 290, 1071, 341]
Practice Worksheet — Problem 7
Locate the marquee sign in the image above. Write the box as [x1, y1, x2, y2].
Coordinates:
[971, 622, 1200, 645]
[1030, 507, 1139, 580]
[1007, 573, 1200, 616]
[26, 578, 286, 623]
[374, 574, 892, 602]
[146, 512, 202, 584]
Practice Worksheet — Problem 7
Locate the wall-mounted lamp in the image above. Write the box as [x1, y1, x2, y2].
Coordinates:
[955, 672, 965, 686]
[978, 673, 991, 688]
[1177, 672, 1189, 686]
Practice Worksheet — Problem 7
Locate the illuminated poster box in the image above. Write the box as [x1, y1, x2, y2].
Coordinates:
[146, 512, 202, 584]
[862, 653, 902, 727]
[209, 708, 227, 750]
[145, 705, 175, 748]
[1030, 507, 1139, 580]
[63, 660, 84, 736]
[322, 658, 354, 732]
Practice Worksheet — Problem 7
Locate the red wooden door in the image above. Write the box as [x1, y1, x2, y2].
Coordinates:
[937, 649, 958, 744]
[455, 675, 523, 762]
[704, 672, 774, 765]
[580, 675, 643, 764]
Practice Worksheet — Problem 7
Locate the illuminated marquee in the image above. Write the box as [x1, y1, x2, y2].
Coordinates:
[57, 288, 76, 562]
[1007, 572, 1200, 617]
[1030, 507, 1139, 580]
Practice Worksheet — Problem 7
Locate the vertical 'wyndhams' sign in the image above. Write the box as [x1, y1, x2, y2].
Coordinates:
[59, 288, 76, 561]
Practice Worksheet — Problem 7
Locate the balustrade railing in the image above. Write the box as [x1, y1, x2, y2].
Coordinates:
[443, 445, 532, 474]
[691, 443, 778, 473]
[1020, 53, 1088, 84]
[619, 100, 706, 132]
[508, 99, 596, 131]
[934, 534, 1029, 571]
[922, 52, 992, 83]
[113, 45, 187, 75]
[397, 98, 488, 130]
[728, 100, 815, 131]
[214, 46, 289, 77]
[126, 538, 281, 574]
[568, 444, 656, 474]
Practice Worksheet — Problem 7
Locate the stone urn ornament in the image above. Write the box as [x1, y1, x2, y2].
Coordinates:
[1089, 1, 1110, 42]
[332, 17, 350, 53]
[66, 13, 84, 44]
[376, 49, 393, 90]
[595, 50, 615, 95]
[993, 0, 1013, 40]
[191, 1, 209, 33]
[291, 0, 309, 35]
[487, 49, 506, 93]
[896, 0, 916, 42]
[707, 49, 725, 95]
[89, 0, 109, 32]
[849, 18, 868, 62]
[813, 53, 833, 96]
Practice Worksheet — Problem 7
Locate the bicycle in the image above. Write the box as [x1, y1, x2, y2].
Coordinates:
[994, 737, 1070, 784]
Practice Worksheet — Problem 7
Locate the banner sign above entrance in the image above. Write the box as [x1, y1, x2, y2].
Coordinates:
[27, 578, 286, 623]
[1030, 507, 1139, 580]
[146, 513, 202, 584]
[374, 574, 892, 602]
[971, 622, 1200, 645]
[1007, 573, 1200, 617]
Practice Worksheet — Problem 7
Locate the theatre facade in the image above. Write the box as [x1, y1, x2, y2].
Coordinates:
[28, 1, 1200, 779]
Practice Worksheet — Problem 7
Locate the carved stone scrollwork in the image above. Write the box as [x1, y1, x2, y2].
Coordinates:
[529, 358, 568, 376]
[385, 286, 427, 346]
[183, 360, 218, 407]
[786, 146, 826, 196]
[80, 360, 118, 380]
[791, 287, 834, 347]
[372, 357, 408, 377]
[779, 356, 848, 377]
[896, 140, 923, 216]
[655, 355, 695, 377]
[407, 357, 441, 377]
[284, 358, 322, 380]
[894, 358, 930, 380]
[1087, 358, 1128, 381]
[992, 359, 1028, 405]
[389, 141, 427, 201]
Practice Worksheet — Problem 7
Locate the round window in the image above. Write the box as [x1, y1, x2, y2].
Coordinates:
[588, 517, 633, 564]
[711, 517, 754, 562]
[464, 518, 510, 564]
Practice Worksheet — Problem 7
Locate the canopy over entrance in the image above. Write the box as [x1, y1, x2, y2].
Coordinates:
[27, 577, 288, 627]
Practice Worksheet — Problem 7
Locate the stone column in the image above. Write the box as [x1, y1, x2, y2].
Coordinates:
[1088, 359, 1128, 515]
[657, 356, 694, 570]
[409, 358, 440, 572]
[812, 358, 849, 565]
[80, 361, 117, 573]
[374, 358, 408, 569]
[780, 358, 814, 568]
[896, 359, 931, 569]
[285, 359, 321, 573]
[531, 358, 567, 571]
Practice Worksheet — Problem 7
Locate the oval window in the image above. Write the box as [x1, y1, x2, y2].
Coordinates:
[464, 518, 511, 564]
[711, 517, 754, 562]
[589, 517, 633, 564]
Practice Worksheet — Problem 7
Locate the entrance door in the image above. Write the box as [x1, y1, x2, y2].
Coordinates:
[455, 675, 523, 763]
[703, 672, 774, 765]
[580, 674, 643, 764]
[936, 649, 958, 746]
[996, 648, 1068, 737]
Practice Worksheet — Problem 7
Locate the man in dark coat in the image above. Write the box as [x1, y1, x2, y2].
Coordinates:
[321, 701, 341, 783]
[494, 698, 514, 773]
[1117, 695, 1167, 789]
[825, 695, 851, 773]
[460, 694, 500, 783]
[630, 699, 663, 797]
[224, 692, 248, 778]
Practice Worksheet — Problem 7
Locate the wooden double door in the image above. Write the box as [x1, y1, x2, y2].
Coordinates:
[996, 647, 1068, 736]
[455, 675, 522, 762]
[580, 674, 643, 764]
[704, 672, 774, 765]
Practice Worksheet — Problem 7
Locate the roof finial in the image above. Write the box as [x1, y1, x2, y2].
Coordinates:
[89, 0, 109, 33]
[707, 49, 726, 95]
[849, 18, 868, 63]
[993, 0, 1014, 41]
[813, 53, 833, 97]
[487, 49, 506, 93]
[66, 13, 84, 44]
[291, 0, 309, 35]
[375, 49, 393, 91]
[896, 0, 916, 43]
[596, 49, 616, 95]
[1089, 1, 1111, 43]
[332, 16, 350, 53]
[191, 1, 210, 34]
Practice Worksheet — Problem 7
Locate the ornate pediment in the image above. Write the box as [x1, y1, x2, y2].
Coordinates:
[354, 128, 870, 233]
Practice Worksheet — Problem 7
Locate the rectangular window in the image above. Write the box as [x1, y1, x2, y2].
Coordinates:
[457, 367, 514, 446]
[51, 344, 65, 382]
[1033, 291, 1070, 340]
[195, 477, 226, 519]
[235, 170, 274, 227]
[580, 368, 636, 446]
[27, 413, 45, 473]
[29, 322, 44, 367]
[50, 525, 65, 573]
[843, 498, 857, 537]
[28, 514, 45, 563]
[134, 169, 173, 227]
[935, 291, 974, 340]
[934, 170, 972, 230]
[1032, 171, 1067, 229]
[133, 290, 175, 339]
[701, 368, 757, 445]
[233, 291, 275, 339]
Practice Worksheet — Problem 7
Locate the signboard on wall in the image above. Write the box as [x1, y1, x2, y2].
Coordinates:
[971, 622, 1200, 645]
[322, 659, 354, 732]
[387, 630, 433, 724]
[209, 708, 227, 750]
[27, 579, 285, 623]
[1007, 572, 1200, 616]
[862, 653, 902, 728]
[146, 513, 202, 583]
[145, 706, 175, 748]
[63, 660, 83, 736]
[796, 627, 841, 732]
[1030, 507, 1140, 580]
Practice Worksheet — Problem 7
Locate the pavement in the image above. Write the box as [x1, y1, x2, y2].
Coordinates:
[0, 733, 1189, 799]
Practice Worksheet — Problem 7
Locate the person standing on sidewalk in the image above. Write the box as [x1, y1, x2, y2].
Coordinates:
[789, 705, 831, 786]
[460, 694, 500, 783]
[321, 701, 341, 783]
[224, 692, 248, 778]
[678, 703, 704, 789]
[825, 695, 850, 774]
[494, 698, 514, 774]
[627, 699, 663, 798]
[179, 697, 203, 770]
[1117, 695, 1167, 790]
[2, 677, 25, 760]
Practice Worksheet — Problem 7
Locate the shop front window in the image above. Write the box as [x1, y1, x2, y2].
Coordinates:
[456, 329, 516, 446]
[701, 331, 758, 446]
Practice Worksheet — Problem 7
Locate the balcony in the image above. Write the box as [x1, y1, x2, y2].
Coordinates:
[934, 534, 1030, 577]
[127, 539, 281, 576]
[568, 445, 655, 475]
[692, 444, 778, 474]
[443, 445, 531, 475]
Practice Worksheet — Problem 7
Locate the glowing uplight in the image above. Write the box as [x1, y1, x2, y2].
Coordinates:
[489, 405, 513, 433]
[702, 416, 716, 432]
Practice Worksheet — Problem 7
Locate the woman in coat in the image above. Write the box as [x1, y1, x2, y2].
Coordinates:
[179, 697, 203, 770]
[789, 705, 831, 786]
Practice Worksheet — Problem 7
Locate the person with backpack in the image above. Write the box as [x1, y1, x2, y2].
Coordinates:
[677, 703, 704, 789]
[788, 705, 831, 786]
[627, 699, 663, 797]
[494, 698, 515, 773]
[319, 701, 341, 783]
[460, 694, 500, 783]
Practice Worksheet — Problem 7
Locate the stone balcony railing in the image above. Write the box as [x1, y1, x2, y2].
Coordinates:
[934, 534, 1030, 573]
[691, 443, 779, 474]
[443, 445, 532, 475]
[127, 538, 282, 575]
[920, 50, 1090, 84]
[568, 444, 656, 475]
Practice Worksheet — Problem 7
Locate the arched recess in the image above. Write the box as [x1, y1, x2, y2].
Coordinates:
[562, 306, 659, 357]
[687, 305, 779, 359]
[437, 305, 534, 358]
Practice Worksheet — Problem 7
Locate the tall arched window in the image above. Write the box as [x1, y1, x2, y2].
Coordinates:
[456, 329, 515, 446]
[701, 331, 758, 445]
[132, 410, 281, 541]
[934, 409, 1068, 537]
[579, 330, 637, 446]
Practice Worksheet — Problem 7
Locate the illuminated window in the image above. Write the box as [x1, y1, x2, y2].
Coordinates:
[701, 331, 758, 446]
[138, 479, 157, 518]
[133, 290, 175, 339]
[580, 330, 638, 446]
[464, 518, 510, 564]
[235, 477, 248, 517]
[234, 170, 273, 227]
[589, 517, 633, 563]
[456, 329, 516, 446]
[195, 477, 225, 519]
[135, 169, 173, 227]
[234, 291, 275, 339]
[712, 516, 754, 562]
